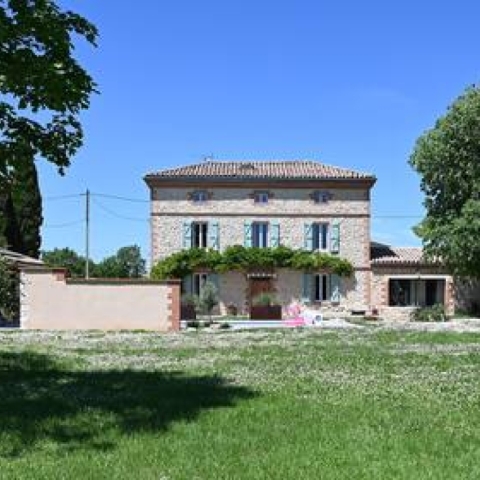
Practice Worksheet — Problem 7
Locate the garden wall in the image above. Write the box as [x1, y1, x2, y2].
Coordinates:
[20, 268, 180, 331]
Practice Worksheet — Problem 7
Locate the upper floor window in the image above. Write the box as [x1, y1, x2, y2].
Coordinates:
[183, 220, 219, 250]
[254, 191, 269, 204]
[252, 222, 269, 248]
[192, 222, 208, 248]
[312, 223, 329, 251]
[312, 190, 332, 204]
[191, 190, 208, 203]
[304, 221, 340, 254]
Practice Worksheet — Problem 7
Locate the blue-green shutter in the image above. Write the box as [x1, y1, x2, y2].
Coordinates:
[244, 220, 252, 247]
[304, 223, 313, 251]
[182, 275, 193, 295]
[330, 220, 340, 254]
[208, 220, 220, 250]
[183, 220, 192, 249]
[301, 272, 312, 304]
[270, 221, 280, 247]
[330, 274, 341, 303]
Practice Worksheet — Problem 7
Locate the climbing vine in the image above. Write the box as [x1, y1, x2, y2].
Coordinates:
[150, 246, 354, 279]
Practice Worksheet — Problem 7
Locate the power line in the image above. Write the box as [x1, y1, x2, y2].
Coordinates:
[92, 197, 149, 222]
[43, 219, 84, 229]
[373, 215, 422, 219]
[43, 193, 84, 202]
[91, 192, 149, 203]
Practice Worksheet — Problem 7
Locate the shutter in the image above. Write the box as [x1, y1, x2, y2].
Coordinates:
[270, 221, 280, 247]
[244, 220, 252, 247]
[330, 274, 341, 303]
[304, 223, 313, 251]
[301, 272, 312, 304]
[208, 220, 220, 250]
[183, 220, 192, 249]
[330, 220, 340, 254]
[182, 275, 193, 295]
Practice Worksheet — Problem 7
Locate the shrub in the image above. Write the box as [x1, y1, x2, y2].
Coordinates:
[410, 304, 447, 322]
[196, 281, 219, 320]
[252, 292, 278, 306]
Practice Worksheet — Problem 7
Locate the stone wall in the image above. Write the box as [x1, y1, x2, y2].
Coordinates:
[20, 268, 180, 331]
[213, 269, 367, 317]
[371, 265, 455, 318]
[152, 184, 373, 314]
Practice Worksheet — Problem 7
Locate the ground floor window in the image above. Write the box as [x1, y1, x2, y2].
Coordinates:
[193, 273, 208, 296]
[389, 278, 445, 307]
[314, 274, 330, 302]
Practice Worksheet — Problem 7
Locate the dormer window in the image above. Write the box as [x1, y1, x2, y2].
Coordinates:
[191, 190, 208, 203]
[312, 190, 332, 204]
[254, 191, 269, 204]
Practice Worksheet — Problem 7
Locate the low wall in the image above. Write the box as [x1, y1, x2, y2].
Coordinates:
[20, 268, 181, 331]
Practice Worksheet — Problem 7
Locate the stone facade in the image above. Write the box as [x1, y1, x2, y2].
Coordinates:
[371, 265, 455, 320]
[149, 183, 373, 314]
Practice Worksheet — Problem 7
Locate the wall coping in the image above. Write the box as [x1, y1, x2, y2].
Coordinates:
[20, 268, 181, 285]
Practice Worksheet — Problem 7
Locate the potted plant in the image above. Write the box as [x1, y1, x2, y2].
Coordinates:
[250, 292, 282, 320]
[226, 302, 238, 316]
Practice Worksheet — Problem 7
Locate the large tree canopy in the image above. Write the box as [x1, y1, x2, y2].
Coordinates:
[410, 85, 480, 278]
[0, 0, 98, 188]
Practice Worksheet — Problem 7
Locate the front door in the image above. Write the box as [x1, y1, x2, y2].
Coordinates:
[249, 278, 273, 304]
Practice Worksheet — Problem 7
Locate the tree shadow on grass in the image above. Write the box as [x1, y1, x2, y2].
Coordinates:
[0, 351, 256, 457]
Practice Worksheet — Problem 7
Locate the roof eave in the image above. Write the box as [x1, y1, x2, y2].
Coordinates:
[144, 175, 377, 189]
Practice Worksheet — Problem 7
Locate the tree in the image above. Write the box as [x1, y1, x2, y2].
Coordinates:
[5, 157, 42, 257]
[0, 0, 98, 189]
[93, 245, 146, 278]
[410, 85, 480, 278]
[41, 247, 90, 277]
[195, 280, 218, 321]
[0, 255, 19, 321]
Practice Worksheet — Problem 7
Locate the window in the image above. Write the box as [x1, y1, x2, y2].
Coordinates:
[193, 273, 208, 296]
[389, 279, 445, 307]
[192, 222, 208, 248]
[314, 274, 330, 302]
[252, 222, 269, 248]
[312, 223, 329, 251]
[312, 190, 332, 203]
[191, 190, 208, 203]
[254, 191, 269, 204]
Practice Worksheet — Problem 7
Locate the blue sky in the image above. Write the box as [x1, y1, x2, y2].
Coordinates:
[39, 0, 480, 263]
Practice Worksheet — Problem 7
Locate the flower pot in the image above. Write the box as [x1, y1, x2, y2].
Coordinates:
[181, 304, 196, 320]
[250, 305, 282, 320]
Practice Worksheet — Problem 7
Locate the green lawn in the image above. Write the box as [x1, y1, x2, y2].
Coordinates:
[1, 328, 480, 479]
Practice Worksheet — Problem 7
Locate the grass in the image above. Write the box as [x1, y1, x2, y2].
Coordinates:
[1, 328, 480, 479]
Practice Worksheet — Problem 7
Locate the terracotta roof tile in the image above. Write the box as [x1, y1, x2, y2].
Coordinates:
[145, 160, 375, 181]
[371, 244, 431, 266]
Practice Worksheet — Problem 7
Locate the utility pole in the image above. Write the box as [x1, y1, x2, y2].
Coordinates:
[85, 189, 90, 279]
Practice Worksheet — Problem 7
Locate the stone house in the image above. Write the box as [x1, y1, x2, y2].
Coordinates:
[145, 160, 377, 316]
[144, 159, 461, 319]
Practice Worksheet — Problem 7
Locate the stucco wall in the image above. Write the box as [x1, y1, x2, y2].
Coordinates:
[20, 269, 180, 331]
